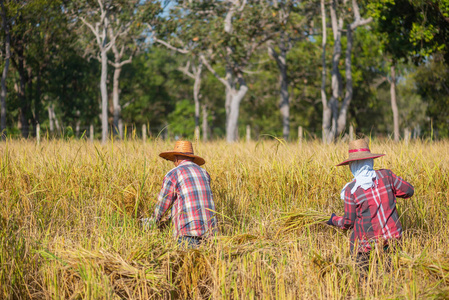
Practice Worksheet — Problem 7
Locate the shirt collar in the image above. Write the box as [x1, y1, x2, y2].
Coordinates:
[178, 160, 194, 167]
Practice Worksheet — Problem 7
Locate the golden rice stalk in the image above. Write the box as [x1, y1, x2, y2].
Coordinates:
[38, 247, 170, 296]
[399, 254, 449, 283]
[277, 209, 329, 235]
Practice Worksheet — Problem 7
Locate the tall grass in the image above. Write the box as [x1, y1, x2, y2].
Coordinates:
[0, 138, 448, 299]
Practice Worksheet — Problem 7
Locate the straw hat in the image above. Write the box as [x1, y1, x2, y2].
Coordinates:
[159, 141, 205, 166]
[336, 139, 385, 166]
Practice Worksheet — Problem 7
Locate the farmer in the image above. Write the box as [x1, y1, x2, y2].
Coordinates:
[150, 141, 216, 248]
[327, 138, 414, 270]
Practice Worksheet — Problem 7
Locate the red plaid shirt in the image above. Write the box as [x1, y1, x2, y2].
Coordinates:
[153, 160, 217, 237]
[331, 169, 414, 253]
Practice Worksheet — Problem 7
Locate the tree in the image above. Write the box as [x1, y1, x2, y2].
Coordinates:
[267, 0, 314, 141]
[148, 19, 205, 140]
[107, 1, 160, 138]
[178, 59, 204, 140]
[72, 0, 118, 143]
[193, 0, 277, 142]
[413, 54, 449, 138]
[321, 0, 372, 143]
[369, 0, 449, 141]
[0, 0, 13, 138]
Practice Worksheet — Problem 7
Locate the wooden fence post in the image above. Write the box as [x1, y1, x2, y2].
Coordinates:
[246, 125, 251, 142]
[90, 124, 94, 142]
[36, 123, 40, 145]
[404, 128, 410, 145]
[194, 126, 200, 141]
[298, 126, 303, 145]
[119, 119, 123, 139]
[142, 124, 147, 142]
[349, 125, 354, 141]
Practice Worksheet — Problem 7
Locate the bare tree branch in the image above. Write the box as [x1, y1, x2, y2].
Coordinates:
[147, 24, 189, 54]
[178, 61, 195, 79]
[200, 54, 231, 90]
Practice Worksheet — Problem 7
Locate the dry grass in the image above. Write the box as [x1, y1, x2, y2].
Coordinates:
[0, 138, 448, 299]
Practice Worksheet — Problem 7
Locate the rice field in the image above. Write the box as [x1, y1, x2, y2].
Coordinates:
[1, 138, 448, 299]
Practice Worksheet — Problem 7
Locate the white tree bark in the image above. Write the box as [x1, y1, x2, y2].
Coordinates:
[197, 0, 265, 142]
[79, 0, 115, 144]
[193, 60, 203, 140]
[100, 42, 108, 143]
[108, 23, 133, 138]
[321, 0, 331, 143]
[208, 0, 250, 142]
[202, 104, 208, 142]
[390, 64, 399, 142]
[178, 59, 203, 140]
[226, 77, 248, 142]
[48, 105, 54, 132]
[327, 0, 344, 143]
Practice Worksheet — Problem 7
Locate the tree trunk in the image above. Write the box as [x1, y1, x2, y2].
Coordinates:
[225, 66, 233, 126]
[278, 34, 289, 141]
[390, 64, 399, 142]
[193, 60, 203, 140]
[100, 48, 108, 143]
[226, 80, 248, 142]
[336, 23, 354, 134]
[48, 104, 54, 132]
[327, 0, 344, 143]
[112, 64, 121, 137]
[320, 0, 331, 143]
[75, 110, 81, 137]
[100, 14, 109, 144]
[18, 53, 28, 138]
[0, 0, 10, 139]
[202, 104, 208, 142]
[279, 66, 289, 140]
[35, 68, 42, 126]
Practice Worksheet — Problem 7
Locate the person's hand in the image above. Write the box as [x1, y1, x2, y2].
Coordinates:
[326, 213, 336, 225]
[141, 217, 156, 231]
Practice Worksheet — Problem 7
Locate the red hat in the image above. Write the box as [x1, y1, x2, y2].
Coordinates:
[336, 139, 385, 166]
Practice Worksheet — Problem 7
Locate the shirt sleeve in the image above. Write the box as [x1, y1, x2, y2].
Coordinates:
[332, 187, 356, 229]
[389, 170, 414, 199]
[152, 173, 177, 221]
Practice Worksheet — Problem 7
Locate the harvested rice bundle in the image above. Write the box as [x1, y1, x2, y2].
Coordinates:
[277, 209, 329, 234]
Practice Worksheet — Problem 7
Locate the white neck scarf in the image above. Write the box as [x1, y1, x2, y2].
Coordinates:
[340, 159, 377, 199]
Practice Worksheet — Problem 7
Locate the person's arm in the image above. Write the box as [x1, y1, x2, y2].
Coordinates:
[389, 170, 414, 199]
[329, 189, 356, 229]
[152, 173, 177, 221]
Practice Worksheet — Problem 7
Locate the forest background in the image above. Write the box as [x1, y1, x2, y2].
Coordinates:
[1, 0, 448, 143]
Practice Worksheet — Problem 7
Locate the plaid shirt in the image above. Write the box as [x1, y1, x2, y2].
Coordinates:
[331, 169, 414, 253]
[153, 160, 217, 237]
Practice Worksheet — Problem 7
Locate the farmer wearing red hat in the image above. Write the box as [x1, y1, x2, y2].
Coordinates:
[145, 141, 216, 248]
[327, 139, 414, 270]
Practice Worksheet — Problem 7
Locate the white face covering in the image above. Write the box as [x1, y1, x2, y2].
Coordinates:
[340, 158, 377, 199]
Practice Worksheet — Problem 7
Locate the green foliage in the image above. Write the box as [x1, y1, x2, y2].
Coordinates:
[1, 0, 448, 140]
[412, 55, 449, 138]
[369, 0, 449, 63]
[167, 99, 196, 138]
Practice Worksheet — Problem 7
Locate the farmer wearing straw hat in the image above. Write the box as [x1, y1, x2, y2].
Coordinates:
[148, 141, 216, 248]
[327, 139, 414, 269]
